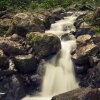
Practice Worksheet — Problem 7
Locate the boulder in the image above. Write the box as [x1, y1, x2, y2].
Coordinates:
[93, 7, 100, 25]
[20, 74, 42, 93]
[52, 87, 100, 100]
[13, 54, 39, 73]
[0, 38, 24, 56]
[33, 9, 55, 29]
[74, 28, 96, 37]
[11, 13, 45, 37]
[26, 32, 61, 58]
[76, 34, 92, 44]
[76, 43, 96, 59]
[80, 62, 100, 88]
[0, 37, 30, 56]
[73, 43, 96, 76]
[0, 49, 9, 69]
[79, 3, 94, 11]
[0, 75, 26, 100]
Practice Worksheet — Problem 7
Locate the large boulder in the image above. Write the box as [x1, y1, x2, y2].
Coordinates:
[26, 32, 61, 58]
[11, 13, 45, 37]
[52, 87, 100, 100]
[0, 36, 30, 56]
[13, 54, 39, 73]
[0, 75, 26, 100]
[0, 38, 24, 56]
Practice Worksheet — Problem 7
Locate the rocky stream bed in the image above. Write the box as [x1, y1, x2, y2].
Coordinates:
[0, 7, 100, 100]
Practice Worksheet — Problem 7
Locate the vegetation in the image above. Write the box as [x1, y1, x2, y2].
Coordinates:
[0, 0, 100, 11]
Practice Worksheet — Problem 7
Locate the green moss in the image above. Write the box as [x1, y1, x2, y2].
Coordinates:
[92, 26, 100, 35]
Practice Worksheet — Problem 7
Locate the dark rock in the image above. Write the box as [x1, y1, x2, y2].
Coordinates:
[52, 87, 100, 100]
[13, 54, 39, 73]
[75, 64, 90, 75]
[26, 32, 61, 58]
[93, 36, 100, 45]
[79, 62, 100, 88]
[76, 14, 86, 21]
[43, 15, 55, 29]
[0, 49, 9, 70]
[74, 19, 84, 29]
[0, 11, 7, 17]
[75, 28, 96, 37]
[0, 75, 26, 100]
[61, 34, 75, 41]
[79, 4, 94, 11]
[20, 74, 42, 93]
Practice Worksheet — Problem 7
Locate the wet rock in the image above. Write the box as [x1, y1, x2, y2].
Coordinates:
[11, 13, 45, 37]
[0, 75, 26, 100]
[13, 54, 39, 73]
[0, 49, 9, 70]
[26, 32, 61, 58]
[74, 19, 84, 29]
[52, 87, 100, 100]
[61, 33, 75, 41]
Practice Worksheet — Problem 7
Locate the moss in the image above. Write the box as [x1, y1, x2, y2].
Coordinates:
[92, 26, 100, 35]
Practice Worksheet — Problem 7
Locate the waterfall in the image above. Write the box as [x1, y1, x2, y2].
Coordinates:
[22, 11, 83, 100]
[42, 13, 79, 97]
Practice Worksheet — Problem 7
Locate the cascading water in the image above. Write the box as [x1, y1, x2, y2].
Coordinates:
[22, 11, 83, 100]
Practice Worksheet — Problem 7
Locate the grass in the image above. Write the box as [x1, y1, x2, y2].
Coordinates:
[0, 0, 100, 11]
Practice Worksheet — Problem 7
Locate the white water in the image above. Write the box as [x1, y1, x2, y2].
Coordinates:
[22, 11, 83, 100]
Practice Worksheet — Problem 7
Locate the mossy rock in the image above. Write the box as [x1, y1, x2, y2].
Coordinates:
[26, 32, 61, 58]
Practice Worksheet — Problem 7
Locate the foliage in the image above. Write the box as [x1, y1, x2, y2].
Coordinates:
[0, 0, 100, 11]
